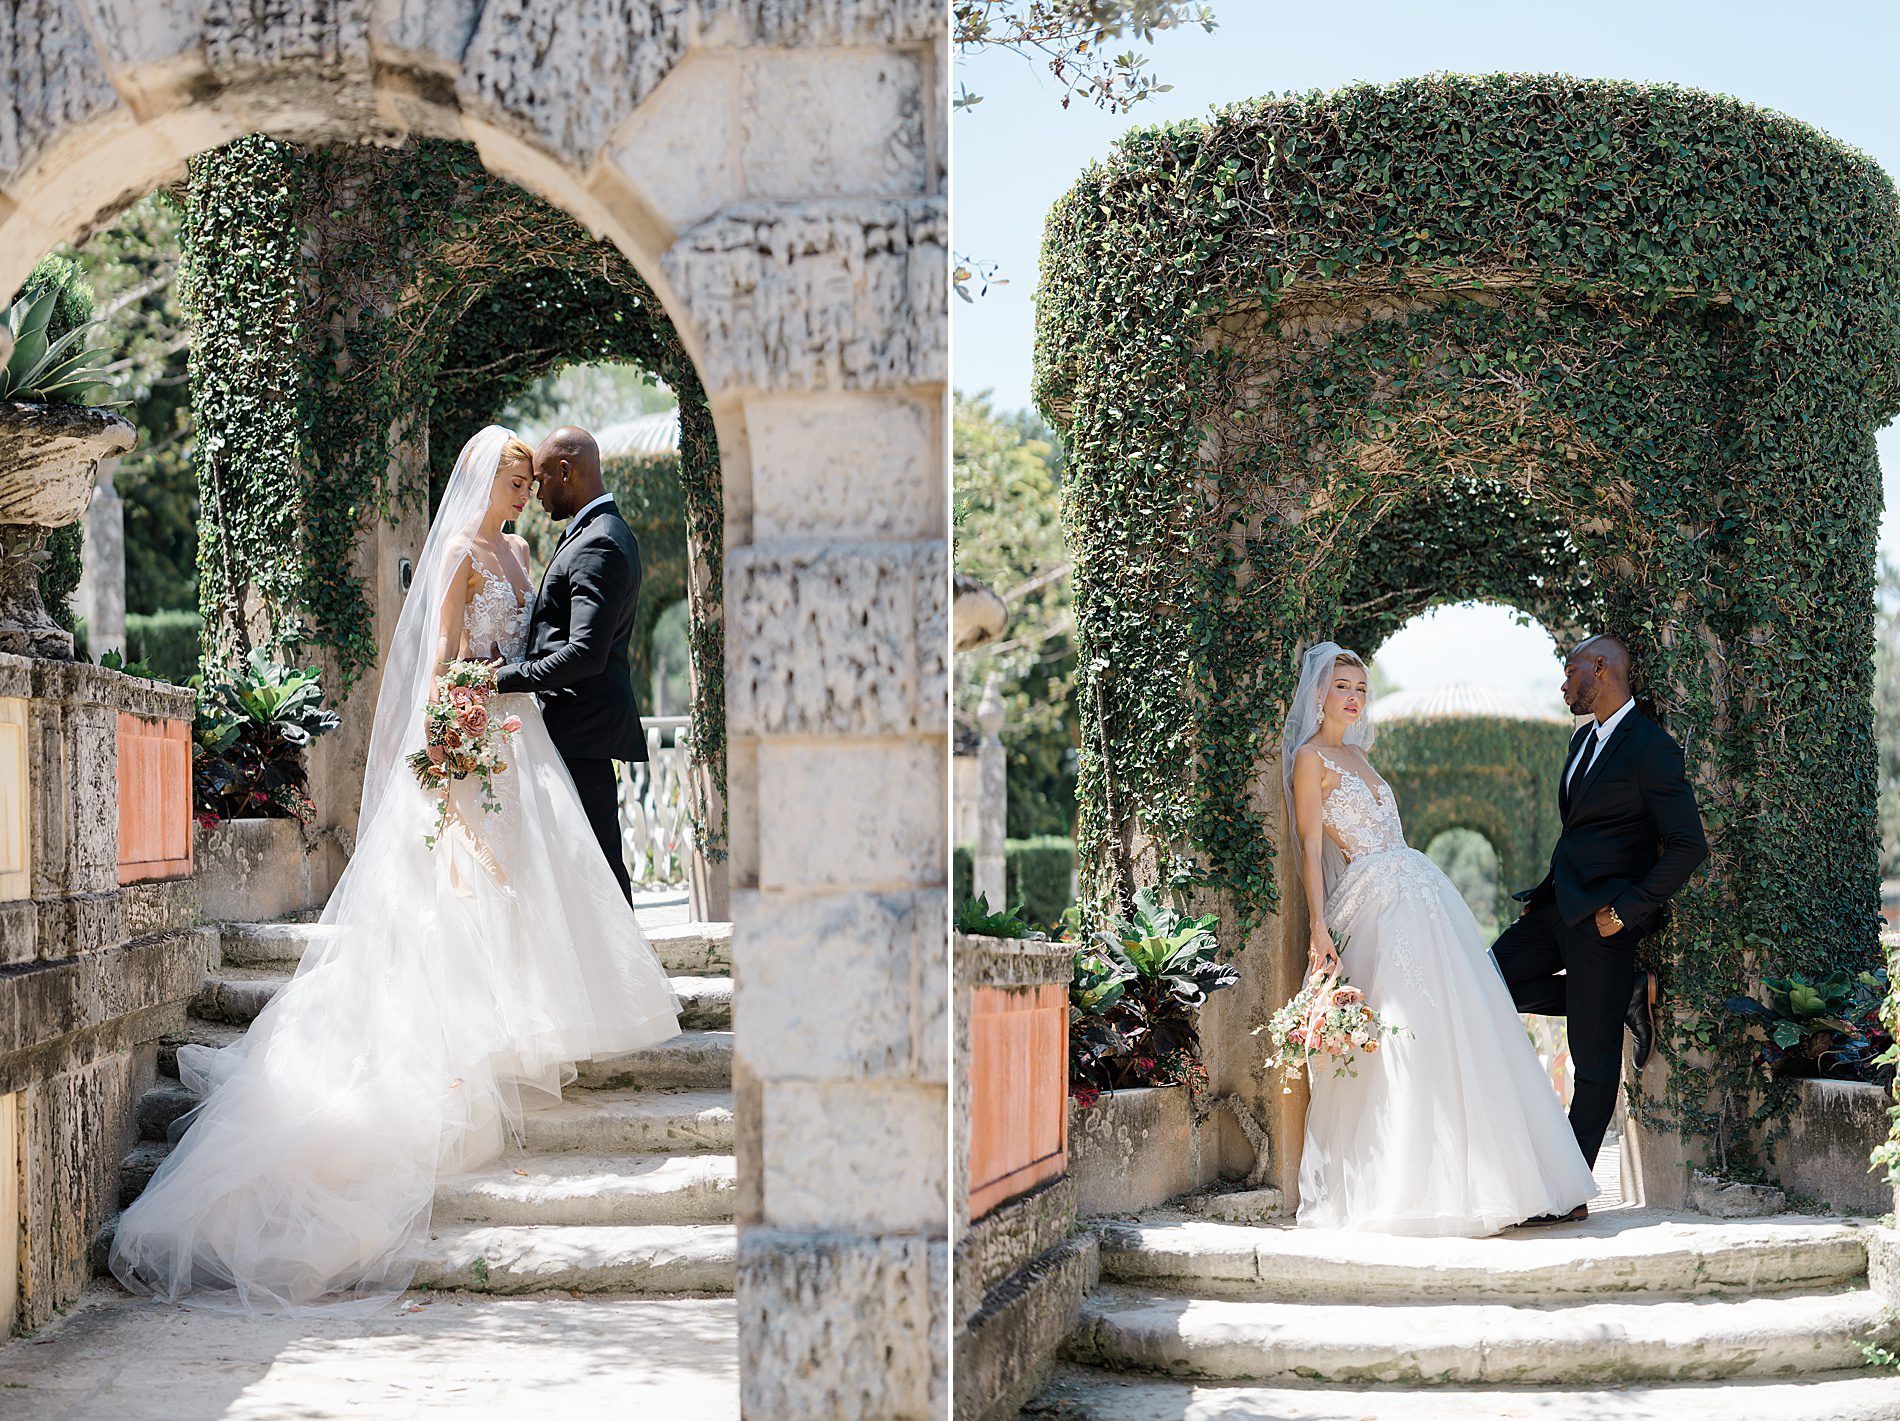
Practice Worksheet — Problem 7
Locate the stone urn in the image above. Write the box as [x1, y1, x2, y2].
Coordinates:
[0, 400, 136, 658]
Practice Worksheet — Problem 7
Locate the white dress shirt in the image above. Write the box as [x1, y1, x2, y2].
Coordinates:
[559, 492, 614, 545]
[1566, 696, 1635, 795]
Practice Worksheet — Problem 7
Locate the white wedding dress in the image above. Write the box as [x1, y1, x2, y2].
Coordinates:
[110, 458, 682, 1313]
[1297, 747, 1598, 1236]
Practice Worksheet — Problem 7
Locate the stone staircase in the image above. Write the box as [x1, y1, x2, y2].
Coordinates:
[105, 903, 738, 1298]
[1027, 1201, 1900, 1418]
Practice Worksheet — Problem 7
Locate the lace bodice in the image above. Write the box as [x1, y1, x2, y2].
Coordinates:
[465, 559, 529, 661]
[1317, 748, 1406, 859]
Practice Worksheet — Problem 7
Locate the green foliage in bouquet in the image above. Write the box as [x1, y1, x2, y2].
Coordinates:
[192, 649, 340, 826]
[1068, 887, 1238, 1100]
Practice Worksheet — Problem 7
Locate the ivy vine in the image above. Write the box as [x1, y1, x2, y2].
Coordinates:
[1035, 74, 1900, 1169]
[184, 137, 725, 856]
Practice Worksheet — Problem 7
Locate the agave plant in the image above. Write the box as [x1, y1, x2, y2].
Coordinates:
[2, 287, 117, 405]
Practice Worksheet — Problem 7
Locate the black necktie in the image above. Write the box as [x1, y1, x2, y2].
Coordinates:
[1571, 732, 1599, 791]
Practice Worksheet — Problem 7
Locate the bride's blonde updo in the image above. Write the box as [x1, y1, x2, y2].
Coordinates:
[499, 435, 535, 469]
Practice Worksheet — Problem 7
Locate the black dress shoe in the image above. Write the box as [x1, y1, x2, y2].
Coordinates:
[1626, 969, 1659, 1069]
[1517, 1203, 1589, 1228]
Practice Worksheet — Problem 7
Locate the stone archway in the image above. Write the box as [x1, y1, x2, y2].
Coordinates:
[1035, 75, 1900, 1210]
[0, 9, 946, 1414]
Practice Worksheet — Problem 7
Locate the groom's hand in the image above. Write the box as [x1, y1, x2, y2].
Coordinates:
[1593, 905, 1621, 937]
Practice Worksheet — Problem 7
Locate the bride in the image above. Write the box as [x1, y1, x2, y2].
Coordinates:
[1284, 641, 1596, 1236]
[110, 426, 682, 1312]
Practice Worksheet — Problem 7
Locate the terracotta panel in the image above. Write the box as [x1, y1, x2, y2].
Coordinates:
[967, 981, 1068, 1220]
[116, 713, 191, 884]
[0, 698, 26, 901]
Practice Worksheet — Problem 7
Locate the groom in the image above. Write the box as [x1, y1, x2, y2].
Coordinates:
[1492, 634, 1708, 1201]
[496, 426, 645, 902]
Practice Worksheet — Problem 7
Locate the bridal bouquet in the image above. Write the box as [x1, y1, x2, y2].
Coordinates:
[407, 661, 523, 849]
[1264, 955, 1408, 1092]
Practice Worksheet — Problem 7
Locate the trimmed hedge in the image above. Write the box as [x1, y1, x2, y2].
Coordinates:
[127, 609, 203, 683]
[953, 835, 1077, 932]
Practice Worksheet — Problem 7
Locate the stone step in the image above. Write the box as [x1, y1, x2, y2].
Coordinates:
[1096, 1211, 1874, 1302]
[1068, 1285, 1899, 1385]
[645, 922, 732, 976]
[576, 1031, 732, 1091]
[121, 1137, 738, 1225]
[188, 970, 729, 1031]
[521, 1089, 735, 1156]
[136, 1082, 199, 1142]
[415, 1222, 735, 1295]
[1026, 1363, 1900, 1421]
[158, 1022, 729, 1091]
[136, 1080, 733, 1156]
[435, 1153, 736, 1226]
[215, 918, 732, 976]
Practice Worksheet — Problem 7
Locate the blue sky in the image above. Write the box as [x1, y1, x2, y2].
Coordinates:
[952, 0, 1900, 699]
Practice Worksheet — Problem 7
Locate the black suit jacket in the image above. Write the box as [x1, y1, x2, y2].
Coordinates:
[1517, 707, 1708, 934]
[496, 499, 647, 762]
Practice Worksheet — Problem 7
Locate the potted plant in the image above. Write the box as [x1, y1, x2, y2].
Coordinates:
[1067, 887, 1239, 1105]
[190, 650, 341, 921]
[0, 258, 133, 659]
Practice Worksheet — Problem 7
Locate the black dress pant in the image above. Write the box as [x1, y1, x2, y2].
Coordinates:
[1491, 898, 1636, 1170]
[564, 755, 631, 903]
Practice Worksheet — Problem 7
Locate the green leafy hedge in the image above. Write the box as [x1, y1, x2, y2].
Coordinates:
[953, 835, 1078, 931]
[1035, 73, 1900, 1167]
[126, 609, 203, 683]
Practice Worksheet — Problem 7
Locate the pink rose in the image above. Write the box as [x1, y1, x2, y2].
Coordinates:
[501, 715, 522, 735]
[464, 706, 489, 735]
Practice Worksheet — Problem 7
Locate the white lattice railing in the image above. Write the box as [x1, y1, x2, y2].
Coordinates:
[616, 716, 693, 888]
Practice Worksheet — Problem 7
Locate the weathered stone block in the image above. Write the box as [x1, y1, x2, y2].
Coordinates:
[194, 816, 325, 923]
[740, 51, 925, 201]
[744, 392, 941, 542]
[460, 0, 694, 167]
[732, 887, 921, 1081]
[913, 888, 948, 1086]
[954, 1175, 1077, 1313]
[17, 1046, 147, 1329]
[700, 0, 943, 46]
[955, 1232, 1096, 1421]
[737, 1228, 947, 1420]
[369, 0, 485, 76]
[727, 541, 946, 738]
[762, 1080, 945, 1233]
[1769, 1078, 1894, 1215]
[199, 0, 374, 79]
[0, 0, 123, 186]
[663, 198, 946, 393]
[1069, 1086, 1223, 1216]
[756, 738, 942, 889]
[605, 54, 741, 238]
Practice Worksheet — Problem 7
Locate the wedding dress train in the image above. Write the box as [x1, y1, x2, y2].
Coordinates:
[110, 432, 681, 1313]
[1297, 747, 1598, 1236]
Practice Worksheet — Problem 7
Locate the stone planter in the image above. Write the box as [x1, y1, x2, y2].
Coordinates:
[0, 401, 137, 659]
[1069, 1084, 1223, 1216]
[194, 816, 329, 923]
[1770, 1078, 1896, 1216]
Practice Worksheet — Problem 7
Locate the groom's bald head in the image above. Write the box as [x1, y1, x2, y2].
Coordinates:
[1563, 633, 1632, 718]
[533, 426, 606, 519]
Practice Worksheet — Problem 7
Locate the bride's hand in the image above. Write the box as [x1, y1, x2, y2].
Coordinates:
[1308, 925, 1340, 978]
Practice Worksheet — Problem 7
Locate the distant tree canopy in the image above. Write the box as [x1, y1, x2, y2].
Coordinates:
[953, 392, 1076, 837]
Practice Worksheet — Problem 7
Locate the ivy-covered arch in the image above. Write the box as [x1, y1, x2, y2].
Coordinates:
[1035, 75, 1900, 1196]
[185, 136, 725, 856]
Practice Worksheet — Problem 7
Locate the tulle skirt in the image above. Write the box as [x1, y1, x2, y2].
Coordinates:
[109, 695, 682, 1313]
[1297, 845, 1597, 1237]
